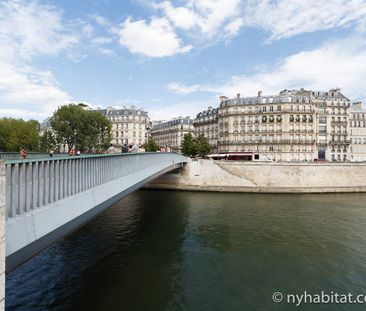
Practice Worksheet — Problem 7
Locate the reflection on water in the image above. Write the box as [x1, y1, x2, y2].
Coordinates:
[6, 191, 366, 310]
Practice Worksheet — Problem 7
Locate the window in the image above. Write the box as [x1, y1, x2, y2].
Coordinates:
[319, 116, 326, 124]
[319, 125, 326, 133]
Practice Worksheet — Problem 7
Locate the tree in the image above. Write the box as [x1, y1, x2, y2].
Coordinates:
[181, 133, 212, 158]
[0, 118, 40, 152]
[81, 111, 111, 152]
[143, 139, 159, 152]
[181, 133, 197, 157]
[39, 130, 57, 152]
[195, 133, 211, 158]
[50, 104, 111, 152]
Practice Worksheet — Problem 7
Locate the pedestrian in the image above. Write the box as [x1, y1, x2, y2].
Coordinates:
[49, 149, 54, 157]
[69, 148, 75, 156]
[76, 150, 81, 156]
[129, 144, 138, 153]
[19, 148, 27, 160]
[122, 143, 129, 153]
[107, 144, 115, 154]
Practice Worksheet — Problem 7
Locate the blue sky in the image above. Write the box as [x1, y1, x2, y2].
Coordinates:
[1, 0, 366, 121]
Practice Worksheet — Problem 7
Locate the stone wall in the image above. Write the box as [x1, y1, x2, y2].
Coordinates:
[146, 159, 366, 193]
[0, 162, 5, 310]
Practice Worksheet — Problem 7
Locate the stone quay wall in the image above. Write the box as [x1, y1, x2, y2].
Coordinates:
[145, 159, 366, 193]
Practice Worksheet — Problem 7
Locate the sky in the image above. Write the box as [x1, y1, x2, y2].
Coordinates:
[1, 0, 366, 122]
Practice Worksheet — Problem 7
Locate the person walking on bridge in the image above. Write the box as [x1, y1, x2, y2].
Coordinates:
[107, 144, 116, 154]
[19, 148, 27, 160]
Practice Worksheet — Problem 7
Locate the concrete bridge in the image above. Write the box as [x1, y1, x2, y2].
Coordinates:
[0, 153, 186, 278]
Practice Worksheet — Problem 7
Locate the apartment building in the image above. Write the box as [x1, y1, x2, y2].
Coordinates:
[349, 102, 366, 161]
[214, 88, 352, 161]
[193, 107, 218, 152]
[150, 117, 194, 153]
[92, 106, 150, 147]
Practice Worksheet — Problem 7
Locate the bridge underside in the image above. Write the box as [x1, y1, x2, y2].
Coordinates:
[6, 161, 184, 272]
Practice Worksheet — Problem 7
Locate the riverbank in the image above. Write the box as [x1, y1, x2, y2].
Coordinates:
[145, 159, 366, 193]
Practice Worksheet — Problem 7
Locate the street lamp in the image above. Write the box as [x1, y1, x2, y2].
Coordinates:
[73, 129, 77, 150]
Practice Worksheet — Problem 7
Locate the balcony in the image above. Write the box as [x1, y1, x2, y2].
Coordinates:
[329, 140, 351, 145]
[217, 139, 316, 145]
[331, 121, 348, 126]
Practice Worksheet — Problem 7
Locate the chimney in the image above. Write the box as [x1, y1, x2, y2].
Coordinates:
[237, 93, 240, 99]
[219, 96, 228, 103]
[258, 91, 262, 97]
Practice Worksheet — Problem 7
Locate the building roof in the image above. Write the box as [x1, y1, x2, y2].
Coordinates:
[280, 88, 350, 100]
[152, 117, 193, 129]
[90, 107, 149, 117]
[220, 88, 350, 108]
[220, 94, 312, 108]
[196, 107, 218, 119]
[40, 117, 52, 130]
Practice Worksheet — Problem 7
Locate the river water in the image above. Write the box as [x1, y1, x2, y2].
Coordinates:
[6, 190, 366, 311]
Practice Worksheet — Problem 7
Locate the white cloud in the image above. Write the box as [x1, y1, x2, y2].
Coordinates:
[151, 0, 366, 46]
[118, 17, 192, 57]
[0, 108, 46, 119]
[0, 62, 70, 118]
[92, 14, 110, 27]
[224, 18, 244, 37]
[98, 47, 116, 57]
[188, 0, 242, 36]
[0, 0, 75, 120]
[244, 0, 366, 42]
[0, 0, 78, 61]
[149, 101, 211, 120]
[81, 23, 94, 38]
[166, 82, 202, 94]
[166, 36, 366, 103]
[155, 0, 242, 38]
[91, 36, 113, 44]
[154, 1, 198, 30]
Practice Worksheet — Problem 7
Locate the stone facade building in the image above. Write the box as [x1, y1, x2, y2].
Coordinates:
[209, 88, 354, 162]
[150, 117, 194, 152]
[92, 106, 150, 147]
[349, 102, 366, 161]
[193, 107, 218, 152]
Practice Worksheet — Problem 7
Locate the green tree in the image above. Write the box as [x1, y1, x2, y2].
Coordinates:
[39, 130, 57, 152]
[181, 133, 197, 157]
[50, 104, 111, 152]
[81, 111, 111, 152]
[143, 139, 159, 152]
[195, 133, 211, 158]
[0, 118, 40, 152]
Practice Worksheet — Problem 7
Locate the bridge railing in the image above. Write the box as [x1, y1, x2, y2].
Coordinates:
[0, 152, 69, 161]
[5, 153, 186, 219]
